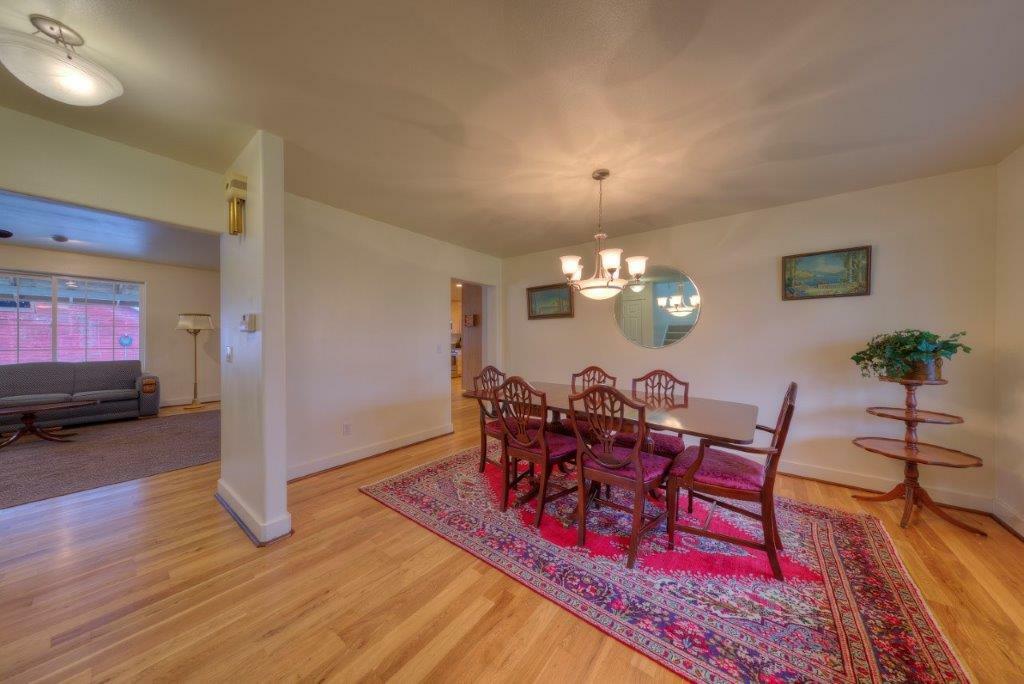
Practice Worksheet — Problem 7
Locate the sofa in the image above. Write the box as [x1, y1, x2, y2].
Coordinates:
[0, 361, 160, 430]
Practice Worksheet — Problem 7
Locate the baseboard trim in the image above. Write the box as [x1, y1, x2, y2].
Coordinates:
[779, 460, 994, 513]
[994, 498, 1024, 541]
[287, 423, 455, 481]
[161, 394, 220, 408]
[215, 478, 292, 546]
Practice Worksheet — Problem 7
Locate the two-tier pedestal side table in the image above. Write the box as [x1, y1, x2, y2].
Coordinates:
[852, 377, 986, 536]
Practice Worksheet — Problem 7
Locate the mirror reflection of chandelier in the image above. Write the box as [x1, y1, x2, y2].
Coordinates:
[559, 169, 648, 301]
[658, 287, 700, 317]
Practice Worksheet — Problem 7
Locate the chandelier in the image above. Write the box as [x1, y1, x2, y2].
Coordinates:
[657, 286, 700, 317]
[559, 169, 648, 301]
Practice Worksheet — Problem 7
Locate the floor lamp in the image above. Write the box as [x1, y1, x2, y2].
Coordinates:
[176, 313, 214, 410]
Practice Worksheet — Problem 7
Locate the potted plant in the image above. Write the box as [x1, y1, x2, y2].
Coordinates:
[851, 330, 970, 381]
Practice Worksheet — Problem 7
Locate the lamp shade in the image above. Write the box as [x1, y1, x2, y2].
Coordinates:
[176, 313, 214, 331]
[625, 255, 648, 276]
[560, 255, 582, 276]
[0, 29, 123, 106]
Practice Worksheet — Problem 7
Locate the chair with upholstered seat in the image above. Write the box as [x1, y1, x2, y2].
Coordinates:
[613, 369, 690, 458]
[665, 383, 797, 580]
[473, 366, 508, 472]
[568, 385, 672, 568]
[494, 376, 579, 526]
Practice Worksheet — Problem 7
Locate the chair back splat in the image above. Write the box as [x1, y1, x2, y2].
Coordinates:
[495, 376, 547, 450]
[570, 365, 617, 392]
[473, 365, 506, 419]
[632, 369, 689, 405]
[569, 384, 646, 473]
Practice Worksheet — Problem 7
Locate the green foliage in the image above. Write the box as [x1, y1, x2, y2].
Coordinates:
[851, 330, 970, 379]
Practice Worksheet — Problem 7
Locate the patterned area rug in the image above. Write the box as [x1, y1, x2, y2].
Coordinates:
[0, 411, 219, 509]
[361, 446, 968, 683]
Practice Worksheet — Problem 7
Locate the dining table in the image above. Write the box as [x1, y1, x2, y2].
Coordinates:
[464, 381, 759, 444]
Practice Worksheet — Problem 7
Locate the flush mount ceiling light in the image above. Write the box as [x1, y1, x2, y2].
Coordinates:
[559, 169, 648, 301]
[0, 15, 123, 106]
[0, 229, 12, 238]
[51, 234, 69, 242]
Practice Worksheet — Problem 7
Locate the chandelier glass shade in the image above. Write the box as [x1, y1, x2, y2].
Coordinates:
[559, 170, 647, 301]
[0, 17, 123, 106]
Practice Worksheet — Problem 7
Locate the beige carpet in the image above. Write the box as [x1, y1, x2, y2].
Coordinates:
[0, 411, 219, 509]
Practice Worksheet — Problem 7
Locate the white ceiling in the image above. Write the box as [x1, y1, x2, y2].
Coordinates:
[1, 1, 1023, 257]
[0, 189, 220, 270]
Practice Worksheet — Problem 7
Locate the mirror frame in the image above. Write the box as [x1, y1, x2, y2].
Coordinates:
[612, 266, 701, 349]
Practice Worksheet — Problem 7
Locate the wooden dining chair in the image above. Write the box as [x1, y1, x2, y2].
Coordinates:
[615, 369, 690, 458]
[494, 377, 579, 526]
[665, 383, 797, 580]
[568, 385, 672, 568]
[555, 365, 618, 436]
[474, 365, 507, 472]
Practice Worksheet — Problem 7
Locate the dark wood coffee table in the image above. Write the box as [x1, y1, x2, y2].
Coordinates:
[0, 400, 98, 450]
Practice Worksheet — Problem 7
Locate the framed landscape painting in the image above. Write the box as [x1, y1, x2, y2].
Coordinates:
[527, 283, 574, 319]
[782, 245, 871, 300]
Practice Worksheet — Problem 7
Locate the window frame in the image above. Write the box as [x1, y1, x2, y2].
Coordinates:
[0, 269, 146, 366]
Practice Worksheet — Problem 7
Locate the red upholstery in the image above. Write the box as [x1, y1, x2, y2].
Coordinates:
[556, 417, 583, 437]
[582, 448, 671, 484]
[670, 445, 766, 492]
[614, 430, 685, 457]
[504, 429, 578, 459]
[484, 417, 544, 437]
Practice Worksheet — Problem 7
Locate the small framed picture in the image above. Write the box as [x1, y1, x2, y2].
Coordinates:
[527, 283, 574, 319]
[782, 246, 871, 301]
[463, 314, 477, 327]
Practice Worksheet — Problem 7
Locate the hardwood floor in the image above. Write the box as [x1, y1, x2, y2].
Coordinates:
[1, 384, 1022, 682]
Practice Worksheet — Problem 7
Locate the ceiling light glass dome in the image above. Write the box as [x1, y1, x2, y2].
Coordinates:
[0, 17, 122, 106]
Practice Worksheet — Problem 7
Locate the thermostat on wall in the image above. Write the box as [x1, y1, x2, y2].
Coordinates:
[239, 313, 258, 332]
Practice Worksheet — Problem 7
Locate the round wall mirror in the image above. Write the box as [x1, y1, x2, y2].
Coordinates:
[613, 265, 701, 349]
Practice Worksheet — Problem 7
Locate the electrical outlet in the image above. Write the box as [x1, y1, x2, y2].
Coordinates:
[342, 423, 352, 436]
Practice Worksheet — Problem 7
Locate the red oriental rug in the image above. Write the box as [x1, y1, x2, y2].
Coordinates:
[360, 446, 968, 683]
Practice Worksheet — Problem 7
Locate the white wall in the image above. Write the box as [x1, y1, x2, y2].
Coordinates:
[218, 131, 291, 543]
[0, 106, 222, 234]
[995, 144, 1024, 535]
[284, 194, 502, 479]
[0, 244, 220, 405]
[503, 168, 997, 511]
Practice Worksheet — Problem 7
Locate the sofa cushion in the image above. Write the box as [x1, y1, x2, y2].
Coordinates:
[0, 362, 75, 397]
[73, 361, 141, 392]
[0, 393, 73, 408]
[72, 389, 139, 402]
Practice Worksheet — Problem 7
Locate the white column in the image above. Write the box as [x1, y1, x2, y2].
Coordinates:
[217, 131, 291, 543]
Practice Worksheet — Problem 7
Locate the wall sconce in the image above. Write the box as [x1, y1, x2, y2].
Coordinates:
[225, 173, 247, 236]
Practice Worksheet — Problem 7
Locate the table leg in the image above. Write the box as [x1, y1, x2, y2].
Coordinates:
[0, 429, 27, 449]
[900, 480, 915, 527]
[917, 487, 988, 536]
[853, 483, 906, 503]
[22, 413, 76, 443]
